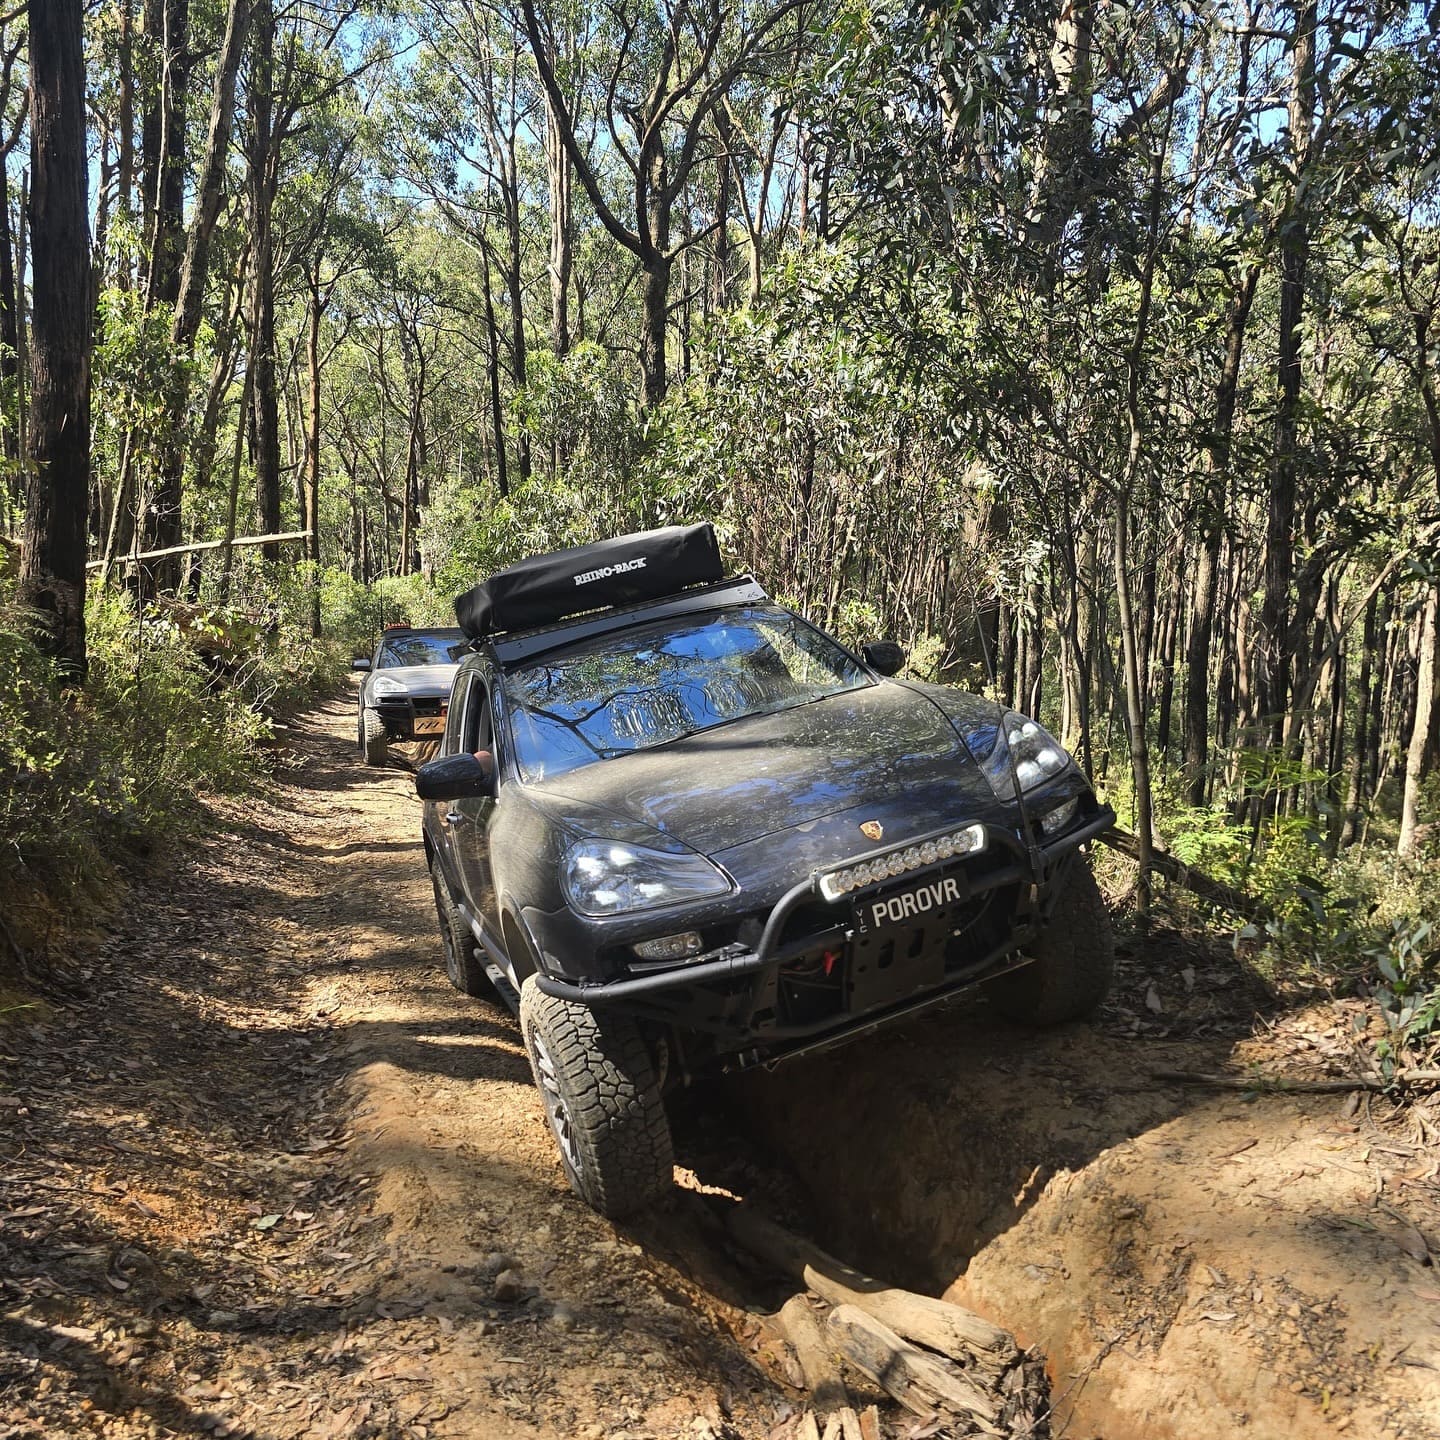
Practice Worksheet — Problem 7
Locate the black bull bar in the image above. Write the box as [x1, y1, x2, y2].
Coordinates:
[534, 806, 1116, 1016]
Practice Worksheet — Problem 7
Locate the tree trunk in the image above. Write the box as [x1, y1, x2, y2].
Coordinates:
[118, 0, 135, 228]
[0, 153, 19, 476]
[713, 118, 734, 315]
[545, 93, 571, 358]
[480, 236, 509, 499]
[1340, 589, 1378, 846]
[639, 253, 671, 409]
[145, 0, 249, 585]
[141, 0, 189, 312]
[305, 274, 323, 635]
[1259, 0, 1315, 742]
[174, 0, 249, 353]
[19, 0, 91, 679]
[248, 0, 281, 564]
[1399, 584, 1438, 858]
[1183, 262, 1258, 805]
[1112, 139, 1167, 912]
[502, 150, 530, 486]
[139, 0, 190, 581]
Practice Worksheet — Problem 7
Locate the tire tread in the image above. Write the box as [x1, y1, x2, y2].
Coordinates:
[990, 859, 1115, 1025]
[519, 978, 673, 1218]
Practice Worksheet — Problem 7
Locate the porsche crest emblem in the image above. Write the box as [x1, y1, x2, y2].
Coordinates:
[860, 820, 884, 842]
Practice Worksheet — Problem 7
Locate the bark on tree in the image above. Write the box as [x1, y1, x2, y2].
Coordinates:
[545, 93, 571, 358]
[135, 0, 251, 595]
[173, 0, 249, 352]
[248, 0, 282, 564]
[518, 0, 807, 406]
[19, 0, 91, 679]
[1259, 0, 1316, 742]
[1399, 585, 1438, 857]
[139, 0, 189, 576]
[1112, 139, 1169, 913]
[1182, 262, 1259, 805]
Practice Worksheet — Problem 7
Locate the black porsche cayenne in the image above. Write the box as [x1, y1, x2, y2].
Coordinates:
[417, 524, 1116, 1217]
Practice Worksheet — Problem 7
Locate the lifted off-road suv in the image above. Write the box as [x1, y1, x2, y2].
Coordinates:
[417, 525, 1115, 1217]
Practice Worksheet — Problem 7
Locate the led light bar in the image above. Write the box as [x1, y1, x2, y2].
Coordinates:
[818, 824, 987, 902]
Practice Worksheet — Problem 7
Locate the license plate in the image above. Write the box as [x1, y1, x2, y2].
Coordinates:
[853, 869, 968, 934]
[413, 716, 446, 735]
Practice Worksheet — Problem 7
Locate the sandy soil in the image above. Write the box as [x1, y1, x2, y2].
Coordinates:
[3, 684, 1438, 1440]
[737, 940, 1440, 1439]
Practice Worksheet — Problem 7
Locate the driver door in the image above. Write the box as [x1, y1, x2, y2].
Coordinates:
[447, 674, 501, 942]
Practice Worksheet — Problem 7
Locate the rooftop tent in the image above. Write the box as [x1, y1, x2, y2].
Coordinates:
[454, 523, 726, 640]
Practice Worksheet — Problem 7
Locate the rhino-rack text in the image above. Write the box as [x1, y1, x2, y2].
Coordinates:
[574, 556, 647, 586]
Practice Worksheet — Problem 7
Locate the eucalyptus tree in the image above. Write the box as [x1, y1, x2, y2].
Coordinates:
[399, 0, 550, 487]
[519, 0, 816, 405]
[0, 16, 27, 507]
[19, 0, 90, 678]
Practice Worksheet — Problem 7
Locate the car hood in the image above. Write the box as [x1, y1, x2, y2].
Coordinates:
[369, 664, 457, 697]
[530, 681, 1005, 873]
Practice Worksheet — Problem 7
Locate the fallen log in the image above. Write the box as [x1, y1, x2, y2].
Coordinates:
[727, 1207, 1016, 1372]
[773, 1295, 852, 1413]
[86, 529, 312, 571]
[1099, 826, 1271, 922]
[826, 1305, 1001, 1432]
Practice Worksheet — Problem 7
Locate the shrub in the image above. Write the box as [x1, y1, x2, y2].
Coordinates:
[1, 575, 344, 941]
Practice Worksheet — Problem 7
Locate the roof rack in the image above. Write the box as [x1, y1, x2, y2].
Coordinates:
[489, 576, 769, 665]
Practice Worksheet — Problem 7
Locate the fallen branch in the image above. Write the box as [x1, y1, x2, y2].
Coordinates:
[1152, 1068, 1440, 1093]
[86, 530, 312, 570]
[726, 1207, 1016, 1372]
[826, 1305, 1001, 1431]
[1100, 826, 1271, 922]
[819, 1412, 862, 1440]
[772, 1295, 851, 1414]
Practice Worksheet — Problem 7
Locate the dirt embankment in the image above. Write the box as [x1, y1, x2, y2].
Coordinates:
[2, 687, 1438, 1440]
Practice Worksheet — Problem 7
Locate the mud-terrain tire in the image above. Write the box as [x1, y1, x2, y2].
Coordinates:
[430, 859, 494, 998]
[361, 707, 387, 767]
[518, 976, 674, 1218]
[989, 859, 1114, 1025]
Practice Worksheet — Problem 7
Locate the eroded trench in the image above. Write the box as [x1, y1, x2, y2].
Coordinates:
[670, 988, 1197, 1297]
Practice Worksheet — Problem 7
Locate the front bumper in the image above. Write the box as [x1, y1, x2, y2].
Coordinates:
[369, 695, 448, 741]
[535, 803, 1114, 1064]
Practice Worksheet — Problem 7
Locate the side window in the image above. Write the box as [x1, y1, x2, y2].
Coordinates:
[443, 673, 473, 755]
[464, 677, 493, 755]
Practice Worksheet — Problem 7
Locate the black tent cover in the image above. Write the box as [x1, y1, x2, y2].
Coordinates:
[454, 523, 725, 640]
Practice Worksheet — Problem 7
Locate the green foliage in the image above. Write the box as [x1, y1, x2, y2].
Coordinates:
[0, 577, 340, 916]
[1366, 917, 1440, 1074]
[515, 343, 642, 496]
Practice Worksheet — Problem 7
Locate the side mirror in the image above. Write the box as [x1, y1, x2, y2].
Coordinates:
[416, 753, 494, 801]
[351, 657, 372, 672]
[862, 640, 906, 677]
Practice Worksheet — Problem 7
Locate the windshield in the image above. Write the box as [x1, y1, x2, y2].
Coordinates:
[378, 632, 464, 668]
[505, 606, 871, 782]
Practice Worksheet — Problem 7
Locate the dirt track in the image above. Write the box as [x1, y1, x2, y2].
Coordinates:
[3, 686, 1439, 1440]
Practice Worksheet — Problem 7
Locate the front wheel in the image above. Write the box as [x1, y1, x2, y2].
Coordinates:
[518, 977, 674, 1219]
[989, 859, 1114, 1025]
[361, 707, 387, 767]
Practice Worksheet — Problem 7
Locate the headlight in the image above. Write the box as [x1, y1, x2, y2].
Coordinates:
[372, 674, 406, 696]
[562, 840, 732, 917]
[974, 711, 1071, 796]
